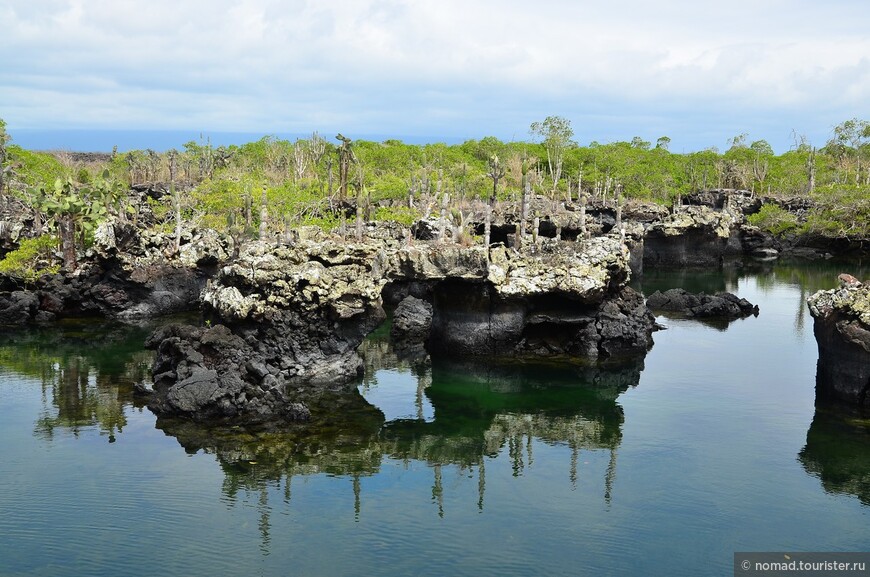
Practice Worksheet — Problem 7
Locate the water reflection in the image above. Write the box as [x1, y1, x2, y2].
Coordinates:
[636, 258, 868, 335]
[799, 406, 870, 506]
[0, 321, 153, 442]
[150, 350, 639, 555]
[381, 359, 634, 511]
[156, 389, 385, 551]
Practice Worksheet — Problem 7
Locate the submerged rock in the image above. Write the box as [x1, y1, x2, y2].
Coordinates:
[807, 279, 870, 407]
[646, 288, 759, 319]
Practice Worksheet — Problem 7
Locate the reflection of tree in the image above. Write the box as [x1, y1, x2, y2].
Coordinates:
[799, 406, 870, 506]
[0, 321, 153, 442]
[381, 359, 633, 510]
[157, 354, 639, 554]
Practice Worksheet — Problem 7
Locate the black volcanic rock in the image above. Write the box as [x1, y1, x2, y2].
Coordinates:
[646, 288, 759, 320]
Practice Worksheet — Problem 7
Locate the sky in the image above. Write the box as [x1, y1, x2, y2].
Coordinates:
[1, 0, 868, 152]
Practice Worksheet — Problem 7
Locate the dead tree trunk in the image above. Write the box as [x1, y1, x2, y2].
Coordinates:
[336, 134, 353, 203]
[59, 216, 77, 270]
[244, 187, 252, 230]
[169, 150, 181, 254]
[484, 203, 491, 249]
[439, 193, 449, 243]
[519, 178, 530, 249]
[259, 184, 268, 241]
[532, 216, 540, 250]
[355, 187, 364, 241]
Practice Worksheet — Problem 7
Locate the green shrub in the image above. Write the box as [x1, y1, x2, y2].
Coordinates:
[373, 205, 421, 226]
[7, 146, 69, 189]
[0, 235, 60, 284]
[747, 204, 799, 235]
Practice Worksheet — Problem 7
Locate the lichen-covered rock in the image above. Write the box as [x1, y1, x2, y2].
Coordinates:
[807, 280, 870, 407]
[0, 196, 34, 259]
[644, 206, 743, 267]
[204, 241, 385, 322]
[422, 236, 655, 360]
[487, 237, 628, 302]
[379, 244, 489, 282]
[649, 206, 738, 239]
[149, 233, 656, 423]
[178, 229, 230, 268]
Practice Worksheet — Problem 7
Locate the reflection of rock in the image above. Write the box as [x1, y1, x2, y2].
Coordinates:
[152, 353, 634, 512]
[155, 387, 385, 478]
[807, 281, 870, 407]
[646, 288, 759, 319]
[380, 358, 636, 466]
[376, 357, 632, 508]
[799, 408, 870, 506]
[643, 206, 742, 267]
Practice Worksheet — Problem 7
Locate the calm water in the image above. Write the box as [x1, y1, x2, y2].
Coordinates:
[1, 259, 869, 577]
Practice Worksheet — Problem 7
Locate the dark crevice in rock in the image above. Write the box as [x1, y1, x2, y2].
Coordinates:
[859, 376, 870, 408]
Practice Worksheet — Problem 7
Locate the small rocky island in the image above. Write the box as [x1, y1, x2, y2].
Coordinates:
[646, 288, 759, 320]
[808, 277, 870, 408]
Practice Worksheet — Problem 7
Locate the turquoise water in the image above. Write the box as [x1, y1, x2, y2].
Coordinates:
[0, 259, 868, 576]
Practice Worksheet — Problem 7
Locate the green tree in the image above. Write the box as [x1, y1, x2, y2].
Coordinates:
[530, 116, 574, 194]
[630, 136, 651, 150]
[831, 118, 870, 185]
[655, 136, 671, 151]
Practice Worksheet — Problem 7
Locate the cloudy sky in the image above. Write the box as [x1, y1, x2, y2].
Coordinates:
[1, 0, 868, 151]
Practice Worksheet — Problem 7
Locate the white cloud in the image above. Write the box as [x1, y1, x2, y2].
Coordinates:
[1, 0, 868, 149]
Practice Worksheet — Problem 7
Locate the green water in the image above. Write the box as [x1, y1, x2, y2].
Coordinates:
[1, 259, 869, 576]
